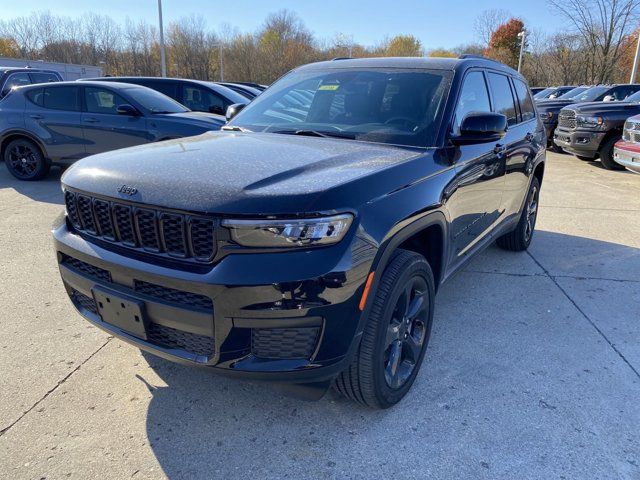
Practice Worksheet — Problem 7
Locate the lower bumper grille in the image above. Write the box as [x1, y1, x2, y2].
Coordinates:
[146, 323, 214, 357]
[251, 327, 320, 359]
[71, 289, 98, 315]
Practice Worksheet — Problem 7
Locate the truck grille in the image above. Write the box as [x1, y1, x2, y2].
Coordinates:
[64, 190, 216, 263]
[623, 120, 640, 143]
[558, 109, 577, 129]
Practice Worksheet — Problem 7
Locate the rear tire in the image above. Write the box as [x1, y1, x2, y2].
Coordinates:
[598, 136, 625, 170]
[4, 138, 50, 181]
[334, 249, 435, 409]
[496, 176, 540, 251]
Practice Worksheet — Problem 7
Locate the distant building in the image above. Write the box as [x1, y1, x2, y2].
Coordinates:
[0, 57, 103, 80]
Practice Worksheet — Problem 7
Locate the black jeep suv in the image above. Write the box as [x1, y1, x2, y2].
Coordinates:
[554, 89, 640, 169]
[54, 57, 545, 408]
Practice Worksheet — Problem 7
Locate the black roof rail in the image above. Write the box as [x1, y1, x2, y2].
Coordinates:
[331, 57, 352, 61]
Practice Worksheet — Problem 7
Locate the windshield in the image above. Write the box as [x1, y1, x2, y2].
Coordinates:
[124, 86, 188, 113]
[227, 68, 453, 147]
[558, 87, 588, 99]
[534, 88, 555, 99]
[571, 86, 609, 102]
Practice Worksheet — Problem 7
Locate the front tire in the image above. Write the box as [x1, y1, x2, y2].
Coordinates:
[598, 136, 625, 170]
[334, 250, 435, 409]
[496, 176, 540, 251]
[4, 138, 50, 181]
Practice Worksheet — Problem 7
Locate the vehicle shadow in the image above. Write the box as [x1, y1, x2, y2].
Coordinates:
[0, 164, 65, 205]
[138, 231, 640, 479]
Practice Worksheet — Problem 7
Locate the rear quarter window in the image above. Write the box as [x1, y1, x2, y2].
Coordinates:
[25, 88, 45, 107]
[513, 79, 536, 122]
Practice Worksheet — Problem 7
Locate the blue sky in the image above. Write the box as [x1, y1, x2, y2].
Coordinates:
[2, 0, 566, 49]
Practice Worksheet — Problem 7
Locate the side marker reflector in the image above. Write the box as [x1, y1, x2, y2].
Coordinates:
[358, 271, 375, 311]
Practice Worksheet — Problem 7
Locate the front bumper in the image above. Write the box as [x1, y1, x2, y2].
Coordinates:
[53, 219, 375, 383]
[613, 141, 640, 173]
[553, 128, 606, 158]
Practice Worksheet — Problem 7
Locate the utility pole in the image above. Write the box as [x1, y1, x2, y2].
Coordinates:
[517, 30, 526, 73]
[157, 0, 167, 77]
[631, 31, 640, 83]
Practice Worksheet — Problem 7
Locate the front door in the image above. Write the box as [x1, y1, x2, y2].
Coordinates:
[445, 70, 506, 270]
[81, 86, 150, 155]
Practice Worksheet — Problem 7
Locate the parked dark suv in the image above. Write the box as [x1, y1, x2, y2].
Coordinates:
[1, 81, 224, 180]
[554, 89, 640, 169]
[83, 77, 248, 115]
[54, 56, 545, 408]
[0, 67, 62, 98]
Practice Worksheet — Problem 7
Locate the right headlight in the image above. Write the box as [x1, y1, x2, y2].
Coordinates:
[221, 213, 353, 248]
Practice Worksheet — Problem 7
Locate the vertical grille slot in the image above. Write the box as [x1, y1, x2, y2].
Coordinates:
[190, 218, 215, 260]
[76, 195, 97, 234]
[136, 209, 159, 251]
[93, 199, 115, 240]
[160, 213, 186, 256]
[64, 191, 81, 229]
[113, 204, 136, 246]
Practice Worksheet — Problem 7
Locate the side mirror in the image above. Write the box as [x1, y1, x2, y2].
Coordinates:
[603, 95, 615, 102]
[116, 104, 139, 115]
[451, 112, 508, 145]
[226, 103, 247, 121]
[209, 105, 225, 115]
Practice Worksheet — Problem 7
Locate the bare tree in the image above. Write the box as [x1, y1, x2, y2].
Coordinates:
[549, 0, 640, 83]
[474, 9, 510, 47]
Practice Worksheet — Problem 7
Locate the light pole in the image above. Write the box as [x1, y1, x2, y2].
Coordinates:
[631, 31, 640, 83]
[212, 43, 224, 81]
[517, 30, 526, 73]
[157, 0, 167, 77]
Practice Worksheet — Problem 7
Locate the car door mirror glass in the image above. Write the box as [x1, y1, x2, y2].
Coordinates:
[451, 112, 508, 145]
[226, 103, 247, 121]
[116, 104, 138, 115]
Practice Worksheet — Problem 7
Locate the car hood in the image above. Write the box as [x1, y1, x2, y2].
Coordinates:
[563, 101, 640, 114]
[536, 99, 579, 111]
[61, 131, 425, 214]
[157, 111, 225, 125]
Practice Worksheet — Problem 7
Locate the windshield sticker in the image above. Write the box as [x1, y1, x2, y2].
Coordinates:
[319, 84, 340, 91]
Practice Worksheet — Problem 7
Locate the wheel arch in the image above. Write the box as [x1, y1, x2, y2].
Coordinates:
[0, 130, 48, 160]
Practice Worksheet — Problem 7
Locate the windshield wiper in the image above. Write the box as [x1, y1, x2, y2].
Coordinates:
[273, 129, 356, 139]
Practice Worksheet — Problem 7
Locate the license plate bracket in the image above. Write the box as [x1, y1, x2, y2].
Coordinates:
[92, 286, 147, 340]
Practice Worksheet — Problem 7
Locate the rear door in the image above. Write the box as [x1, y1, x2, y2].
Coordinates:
[81, 86, 150, 154]
[24, 85, 85, 161]
[446, 70, 506, 267]
[486, 72, 527, 220]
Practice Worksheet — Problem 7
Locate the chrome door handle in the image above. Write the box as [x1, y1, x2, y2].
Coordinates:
[84, 117, 99, 123]
[29, 114, 43, 119]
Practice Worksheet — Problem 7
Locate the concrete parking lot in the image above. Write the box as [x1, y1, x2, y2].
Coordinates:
[0, 152, 639, 479]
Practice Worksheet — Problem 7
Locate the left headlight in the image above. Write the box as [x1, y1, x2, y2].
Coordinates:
[576, 115, 604, 128]
[221, 214, 354, 248]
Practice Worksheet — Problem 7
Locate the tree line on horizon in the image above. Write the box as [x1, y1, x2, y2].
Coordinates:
[0, 0, 638, 87]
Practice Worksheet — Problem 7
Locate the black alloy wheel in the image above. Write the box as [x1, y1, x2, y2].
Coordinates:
[334, 249, 435, 409]
[4, 138, 50, 181]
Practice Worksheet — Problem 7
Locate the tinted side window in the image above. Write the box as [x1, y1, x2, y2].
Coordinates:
[146, 81, 179, 101]
[84, 87, 128, 114]
[182, 86, 225, 112]
[3, 72, 31, 94]
[611, 85, 640, 100]
[487, 73, 517, 126]
[454, 71, 491, 133]
[43, 86, 80, 111]
[513, 79, 536, 122]
[25, 88, 45, 107]
[30, 72, 60, 84]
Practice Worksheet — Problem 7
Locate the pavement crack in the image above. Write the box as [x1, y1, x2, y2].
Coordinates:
[0, 337, 112, 437]
[465, 269, 640, 283]
[526, 251, 640, 381]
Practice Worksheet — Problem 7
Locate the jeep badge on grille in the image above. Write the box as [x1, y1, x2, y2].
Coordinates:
[118, 185, 138, 196]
